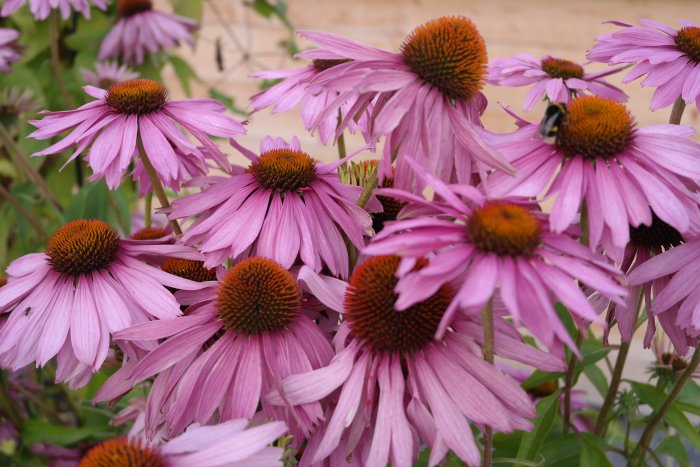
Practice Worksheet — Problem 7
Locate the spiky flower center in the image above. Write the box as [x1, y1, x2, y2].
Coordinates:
[130, 227, 170, 240]
[344, 256, 451, 353]
[630, 213, 683, 250]
[79, 438, 163, 467]
[215, 258, 301, 335]
[468, 202, 541, 256]
[105, 79, 167, 115]
[47, 220, 120, 277]
[161, 258, 217, 283]
[312, 58, 352, 72]
[117, 0, 153, 17]
[527, 380, 558, 398]
[541, 57, 584, 80]
[675, 27, 700, 63]
[249, 149, 317, 192]
[401, 16, 487, 101]
[556, 96, 634, 160]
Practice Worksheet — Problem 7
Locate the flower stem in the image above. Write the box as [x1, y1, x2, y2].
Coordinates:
[0, 183, 49, 238]
[562, 331, 584, 434]
[49, 11, 75, 109]
[337, 132, 347, 160]
[144, 191, 153, 228]
[356, 164, 378, 209]
[669, 97, 686, 125]
[136, 135, 182, 235]
[629, 346, 700, 466]
[594, 339, 630, 436]
[481, 298, 495, 467]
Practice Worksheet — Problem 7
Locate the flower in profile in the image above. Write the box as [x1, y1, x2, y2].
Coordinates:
[364, 159, 626, 353]
[250, 59, 372, 145]
[0, 28, 21, 73]
[649, 333, 699, 390]
[272, 256, 564, 466]
[81, 61, 139, 88]
[629, 236, 700, 340]
[0, 88, 38, 123]
[170, 137, 378, 277]
[296, 16, 513, 187]
[1, 0, 108, 20]
[488, 95, 700, 253]
[96, 257, 334, 441]
[0, 219, 206, 387]
[28, 79, 244, 190]
[79, 419, 287, 467]
[588, 19, 700, 110]
[487, 54, 627, 110]
[99, 0, 198, 65]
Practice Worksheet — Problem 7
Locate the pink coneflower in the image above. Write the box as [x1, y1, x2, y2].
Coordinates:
[1, 0, 108, 20]
[99, 0, 198, 65]
[81, 61, 139, 88]
[0, 219, 206, 387]
[78, 419, 287, 467]
[588, 19, 700, 111]
[487, 54, 627, 111]
[0, 87, 38, 118]
[250, 59, 372, 145]
[649, 333, 700, 390]
[28, 79, 244, 190]
[364, 159, 626, 353]
[628, 237, 700, 340]
[0, 28, 21, 73]
[170, 137, 378, 277]
[96, 257, 334, 441]
[487, 95, 700, 253]
[272, 256, 565, 467]
[296, 16, 513, 187]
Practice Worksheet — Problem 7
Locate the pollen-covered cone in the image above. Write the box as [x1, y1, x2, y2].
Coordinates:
[0, 220, 208, 388]
[268, 258, 565, 467]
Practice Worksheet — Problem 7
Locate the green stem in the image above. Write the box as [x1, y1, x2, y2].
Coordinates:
[481, 299, 494, 467]
[579, 202, 589, 247]
[594, 339, 631, 436]
[356, 164, 378, 209]
[562, 331, 584, 435]
[144, 191, 153, 228]
[629, 346, 700, 466]
[0, 183, 49, 238]
[49, 11, 74, 109]
[337, 131, 347, 161]
[136, 134, 182, 235]
[669, 97, 686, 125]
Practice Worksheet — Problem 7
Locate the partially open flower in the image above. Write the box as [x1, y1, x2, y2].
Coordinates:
[1, 0, 108, 21]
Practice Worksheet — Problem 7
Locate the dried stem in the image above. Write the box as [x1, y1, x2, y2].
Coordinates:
[669, 97, 686, 125]
[0, 183, 49, 238]
[481, 298, 494, 467]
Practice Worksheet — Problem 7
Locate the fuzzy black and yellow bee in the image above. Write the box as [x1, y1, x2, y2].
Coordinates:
[538, 102, 568, 144]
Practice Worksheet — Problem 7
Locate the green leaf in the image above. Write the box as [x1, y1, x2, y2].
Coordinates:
[169, 0, 203, 21]
[63, 12, 111, 52]
[583, 363, 608, 398]
[674, 380, 700, 416]
[516, 390, 561, 460]
[521, 370, 564, 391]
[656, 436, 690, 467]
[167, 54, 199, 97]
[21, 420, 108, 446]
[208, 88, 247, 116]
[540, 434, 581, 467]
[632, 382, 700, 451]
[578, 433, 612, 467]
[492, 431, 522, 460]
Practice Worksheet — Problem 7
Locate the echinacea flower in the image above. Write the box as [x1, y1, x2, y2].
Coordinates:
[96, 257, 334, 441]
[0, 28, 21, 73]
[296, 16, 513, 188]
[0, 219, 206, 387]
[487, 54, 627, 111]
[250, 59, 372, 145]
[1, 0, 108, 20]
[99, 0, 198, 65]
[81, 61, 139, 88]
[272, 256, 565, 467]
[364, 159, 627, 353]
[488, 95, 700, 253]
[0, 88, 38, 122]
[29, 79, 244, 190]
[78, 419, 287, 467]
[629, 236, 700, 340]
[170, 137, 378, 277]
[649, 333, 700, 390]
[588, 19, 700, 110]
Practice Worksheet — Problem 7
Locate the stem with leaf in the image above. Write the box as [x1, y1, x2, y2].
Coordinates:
[481, 298, 495, 467]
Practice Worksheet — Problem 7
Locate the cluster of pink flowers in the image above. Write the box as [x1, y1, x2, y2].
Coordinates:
[1, 8, 700, 466]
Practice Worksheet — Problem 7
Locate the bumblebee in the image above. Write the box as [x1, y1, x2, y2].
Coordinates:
[538, 102, 568, 144]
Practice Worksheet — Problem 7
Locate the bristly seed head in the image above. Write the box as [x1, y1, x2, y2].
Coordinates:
[312, 58, 352, 72]
[79, 438, 164, 467]
[468, 202, 541, 256]
[249, 149, 317, 192]
[344, 256, 451, 353]
[675, 27, 700, 63]
[630, 212, 683, 250]
[556, 96, 634, 160]
[215, 258, 301, 335]
[401, 16, 487, 101]
[47, 220, 120, 277]
[106, 79, 167, 115]
[130, 227, 170, 241]
[117, 0, 153, 17]
[541, 56, 584, 80]
[161, 258, 217, 283]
